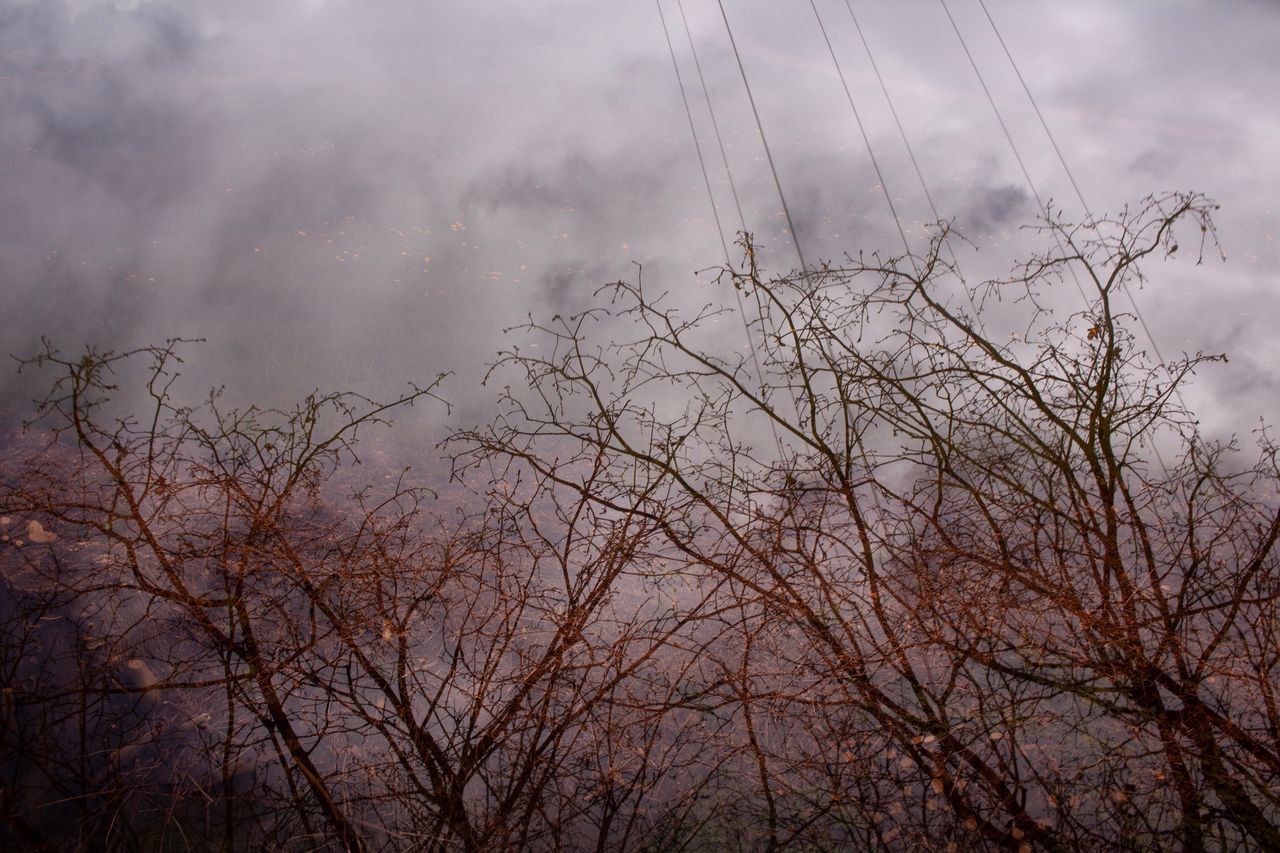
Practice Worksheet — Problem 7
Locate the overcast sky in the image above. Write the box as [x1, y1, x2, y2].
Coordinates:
[2, 0, 1277, 442]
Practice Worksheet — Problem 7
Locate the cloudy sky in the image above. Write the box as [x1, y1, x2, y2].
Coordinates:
[1, 0, 1276, 441]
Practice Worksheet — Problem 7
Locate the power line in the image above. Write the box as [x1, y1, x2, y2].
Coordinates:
[937, 0, 1045, 218]
[808, 0, 913, 263]
[844, 1, 942, 232]
[656, 0, 782, 455]
[656, 0, 732, 261]
[943, 0, 1175, 472]
[937, 0, 1089, 305]
[975, 0, 1172, 375]
[976, 0, 1089, 217]
[841, 0, 981, 323]
[715, 0, 810, 275]
[676, 0, 748, 233]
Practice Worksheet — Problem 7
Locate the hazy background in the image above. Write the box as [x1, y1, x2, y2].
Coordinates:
[2, 0, 1276, 450]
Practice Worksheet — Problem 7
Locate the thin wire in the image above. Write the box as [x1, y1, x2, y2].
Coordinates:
[658, 0, 783, 455]
[976, 0, 1172, 375]
[715, 0, 810, 275]
[657, 0, 731, 261]
[945, 0, 1173, 472]
[845, 1, 942, 231]
[844, 6, 952, 261]
[937, 0, 1089, 306]
[976, 0, 1089, 215]
[677, 0, 748, 231]
[809, 6, 926, 666]
[938, 0, 1042, 213]
[809, 0, 914, 264]
[843, 0, 982, 324]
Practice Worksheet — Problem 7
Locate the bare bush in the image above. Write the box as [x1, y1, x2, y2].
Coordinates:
[1, 344, 712, 850]
[4, 192, 1277, 851]
[459, 192, 1280, 850]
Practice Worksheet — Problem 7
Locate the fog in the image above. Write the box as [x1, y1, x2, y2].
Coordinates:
[4, 5, 1280, 848]
[2, 0, 1277, 442]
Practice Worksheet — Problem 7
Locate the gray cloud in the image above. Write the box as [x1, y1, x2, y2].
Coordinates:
[1, 0, 1276, 438]
[958, 184, 1030, 240]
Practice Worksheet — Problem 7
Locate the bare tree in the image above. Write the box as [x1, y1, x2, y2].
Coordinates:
[4, 192, 1277, 851]
[1, 342, 713, 850]
[459, 192, 1280, 850]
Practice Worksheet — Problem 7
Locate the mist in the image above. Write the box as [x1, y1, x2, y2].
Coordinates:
[2, 0, 1277, 440]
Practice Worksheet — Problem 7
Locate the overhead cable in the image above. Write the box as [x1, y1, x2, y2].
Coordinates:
[942, 0, 1174, 471]
[809, 0, 914, 264]
[657, 0, 783, 454]
[715, 0, 810, 275]
[937, 0, 1089, 304]
[976, 0, 1171, 374]
[657, 0, 732, 261]
[841, 0, 980, 323]
[676, 0, 748, 232]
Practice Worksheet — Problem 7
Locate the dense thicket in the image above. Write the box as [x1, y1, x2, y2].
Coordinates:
[3, 193, 1277, 850]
